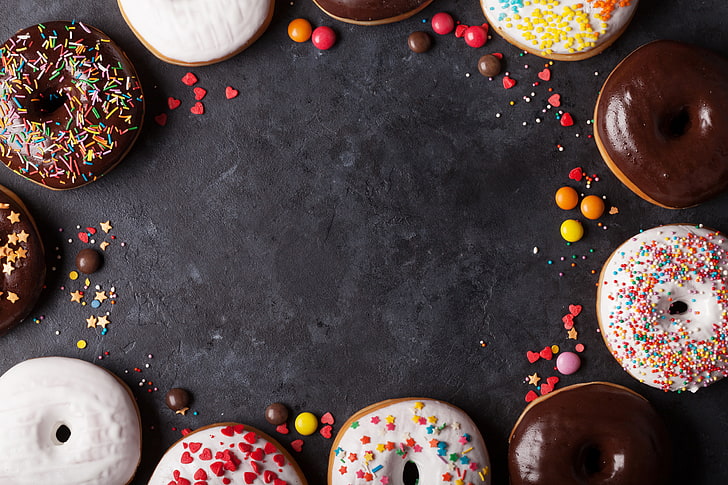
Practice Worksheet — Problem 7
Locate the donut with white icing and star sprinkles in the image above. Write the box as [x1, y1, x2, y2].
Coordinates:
[597, 224, 728, 392]
[329, 398, 491, 485]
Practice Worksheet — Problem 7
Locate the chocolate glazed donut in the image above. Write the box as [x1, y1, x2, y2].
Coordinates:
[313, 0, 433, 25]
[594, 40, 728, 209]
[509, 382, 671, 485]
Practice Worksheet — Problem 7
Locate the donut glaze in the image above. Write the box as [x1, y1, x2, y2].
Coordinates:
[148, 423, 307, 485]
[598, 224, 728, 392]
[0, 21, 144, 189]
[0, 357, 142, 485]
[480, 0, 638, 60]
[509, 382, 671, 485]
[329, 398, 491, 485]
[595, 41, 728, 208]
[0, 184, 45, 334]
[314, 0, 432, 25]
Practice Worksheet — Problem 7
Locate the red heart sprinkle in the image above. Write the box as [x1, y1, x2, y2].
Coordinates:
[193, 469, 207, 481]
[190, 102, 205, 115]
[273, 454, 286, 467]
[525, 390, 538, 403]
[239, 443, 252, 453]
[569, 304, 582, 316]
[181, 428, 192, 436]
[547, 93, 561, 107]
[174, 470, 181, 480]
[233, 424, 245, 434]
[562, 314, 574, 330]
[86, 227, 97, 235]
[193, 87, 207, 101]
[491, 52, 503, 59]
[243, 431, 257, 444]
[264, 471, 278, 484]
[276, 423, 289, 434]
[180, 452, 193, 464]
[250, 449, 264, 461]
[244, 472, 257, 485]
[502, 76, 516, 89]
[199, 448, 212, 460]
[168, 97, 181, 110]
[251, 461, 261, 474]
[537, 68, 551, 81]
[539, 347, 553, 360]
[547, 376, 560, 386]
[78, 232, 89, 243]
[210, 462, 224, 477]
[274, 480, 287, 485]
[454, 24, 468, 38]
[189, 442, 202, 454]
[320, 425, 333, 439]
[291, 439, 304, 452]
[560, 112, 574, 127]
[177, 479, 191, 485]
[221, 426, 235, 437]
[181, 72, 198, 86]
[527, 351, 540, 363]
[568, 167, 583, 181]
[224, 460, 238, 472]
[264, 442, 277, 455]
[540, 383, 554, 395]
[321, 412, 335, 425]
[225, 86, 239, 99]
[154, 113, 167, 126]
[223, 480, 231, 485]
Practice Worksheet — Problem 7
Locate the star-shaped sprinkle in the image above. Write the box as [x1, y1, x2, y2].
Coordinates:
[16, 230, 28, 243]
[568, 328, 578, 339]
[338, 466, 347, 475]
[7, 211, 19, 224]
[7, 233, 18, 245]
[95, 291, 108, 302]
[15, 247, 27, 259]
[427, 416, 438, 424]
[442, 472, 453, 482]
[413, 402, 424, 410]
[385, 415, 395, 424]
[360, 436, 371, 444]
[451, 422, 461, 430]
[99, 241, 110, 251]
[70, 290, 84, 303]
[2, 262, 14, 275]
[429, 439, 440, 448]
[381, 477, 389, 485]
[100, 221, 113, 233]
[6, 292, 19, 303]
[86, 315, 98, 328]
[176, 407, 189, 416]
[528, 373, 541, 385]
[370, 416, 380, 424]
[376, 443, 386, 452]
[363, 451, 374, 462]
[96, 315, 110, 328]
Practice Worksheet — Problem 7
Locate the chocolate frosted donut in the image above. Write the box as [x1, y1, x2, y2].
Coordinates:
[0, 185, 45, 334]
[314, 0, 432, 25]
[0, 21, 144, 189]
[595, 40, 728, 208]
[509, 382, 671, 485]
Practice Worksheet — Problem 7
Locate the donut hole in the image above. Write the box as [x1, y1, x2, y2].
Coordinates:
[668, 300, 689, 315]
[54, 424, 71, 444]
[402, 461, 419, 485]
[660, 106, 691, 139]
[29, 88, 69, 119]
[579, 444, 605, 476]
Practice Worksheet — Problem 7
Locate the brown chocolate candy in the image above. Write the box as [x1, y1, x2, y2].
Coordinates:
[477, 54, 501, 77]
[407, 31, 432, 53]
[165, 388, 191, 413]
[265, 402, 289, 425]
[75, 248, 103, 274]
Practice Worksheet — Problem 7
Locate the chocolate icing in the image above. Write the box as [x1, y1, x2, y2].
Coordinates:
[0, 21, 144, 189]
[315, 0, 431, 22]
[509, 383, 671, 485]
[595, 40, 728, 208]
[0, 185, 45, 335]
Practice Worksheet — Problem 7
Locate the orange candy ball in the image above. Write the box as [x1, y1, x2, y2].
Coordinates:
[555, 186, 579, 210]
[580, 195, 605, 220]
[288, 18, 313, 43]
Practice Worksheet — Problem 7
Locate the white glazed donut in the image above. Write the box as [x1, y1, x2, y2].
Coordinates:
[597, 224, 728, 392]
[118, 0, 275, 66]
[480, 0, 639, 60]
[329, 398, 491, 485]
[0, 357, 141, 484]
[148, 423, 308, 485]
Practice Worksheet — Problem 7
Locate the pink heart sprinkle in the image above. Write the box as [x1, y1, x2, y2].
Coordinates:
[190, 102, 205, 115]
[547, 93, 561, 107]
[181, 72, 198, 86]
[168, 97, 181, 110]
[225, 86, 239, 99]
[569, 304, 582, 316]
[320, 425, 333, 439]
[537, 68, 551, 81]
[78, 232, 89, 243]
[154, 113, 167, 126]
[525, 390, 538, 403]
[502, 76, 516, 89]
[568, 167, 583, 181]
[194, 87, 207, 101]
[290, 439, 304, 452]
[560, 112, 574, 127]
[321, 412, 335, 425]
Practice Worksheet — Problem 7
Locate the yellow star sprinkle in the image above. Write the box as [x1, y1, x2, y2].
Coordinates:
[427, 416, 438, 424]
[96, 315, 110, 328]
[568, 328, 578, 340]
[6, 292, 19, 303]
[6, 211, 20, 224]
[70, 291, 83, 303]
[2, 262, 14, 275]
[6, 233, 18, 245]
[94, 291, 108, 303]
[100, 220, 113, 233]
[16, 230, 29, 243]
[375, 444, 386, 453]
[99, 241, 110, 251]
[413, 401, 424, 410]
[385, 415, 395, 424]
[15, 247, 27, 259]
[528, 373, 541, 386]
[86, 315, 98, 328]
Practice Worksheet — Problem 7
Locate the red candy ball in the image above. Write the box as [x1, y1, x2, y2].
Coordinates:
[431, 12, 455, 35]
[312, 26, 336, 50]
[463, 25, 487, 48]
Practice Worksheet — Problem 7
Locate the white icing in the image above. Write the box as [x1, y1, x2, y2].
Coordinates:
[118, 0, 273, 64]
[331, 399, 491, 485]
[149, 424, 305, 485]
[0, 357, 141, 485]
[598, 225, 728, 392]
[480, 0, 638, 57]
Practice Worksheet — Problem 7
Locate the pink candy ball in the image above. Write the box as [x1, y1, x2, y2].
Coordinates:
[312, 26, 336, 50]
[556, 351, 581, 375]
[431, 12, 455, 35]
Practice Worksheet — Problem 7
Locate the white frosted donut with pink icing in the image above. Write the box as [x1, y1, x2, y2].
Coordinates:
[118, 0, 275, 66]
[149, 423, 307, 485]
[329, 398, 491, 485]
[0, 357, 141, 484]
[598, 224, 728, 392]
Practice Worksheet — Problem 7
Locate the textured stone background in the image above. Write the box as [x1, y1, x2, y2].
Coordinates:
[1, 0, 727, 484]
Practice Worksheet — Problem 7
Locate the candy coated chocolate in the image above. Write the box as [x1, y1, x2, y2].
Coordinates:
[165, 388, 191, 411]
[265, 402, 289, 425]
[75, 248, 103, 274]
[407, 31, 432, 53]
[477, 54, 501, 77]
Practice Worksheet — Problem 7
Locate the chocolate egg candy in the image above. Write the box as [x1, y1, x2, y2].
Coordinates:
[75, 248, 103, 274]
[265, 402, 289, 425]
[408, 31, 432, 53]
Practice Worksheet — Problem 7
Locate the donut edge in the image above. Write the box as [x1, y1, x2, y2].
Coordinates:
[154, 422, 308, 485]
[312, 0, 434, 26]
[480, 2, 639, 61]
[117, 0, 275, 66]
[593, 41, 688, 209]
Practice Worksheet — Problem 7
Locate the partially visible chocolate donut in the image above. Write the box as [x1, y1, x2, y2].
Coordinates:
[314, 0, 433, 25]
[0, 185, 45, 334]
[509, 382, 671, 485]
[594, 40, 728, 208]
[0, 21, 144, 189]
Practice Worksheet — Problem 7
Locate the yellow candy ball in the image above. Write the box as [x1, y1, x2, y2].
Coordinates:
[560, 219, 584, 242]
[294, 412, 318, 435]
[555, 186, 579, 210]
